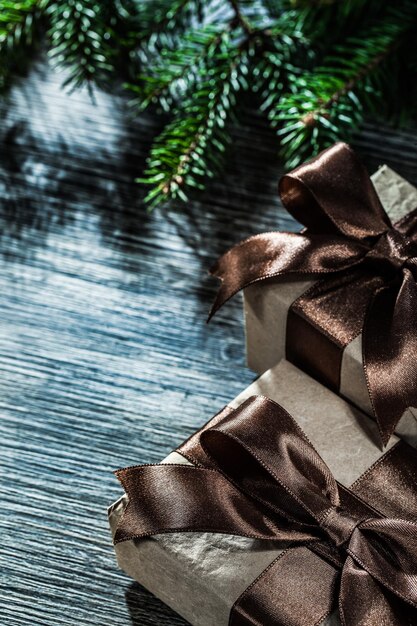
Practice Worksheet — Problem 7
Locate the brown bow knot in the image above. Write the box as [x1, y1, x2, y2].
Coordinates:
[114, 396, 417, 625]
[365, 228, 417, 274]
[318, 506, 365, 547]
[209, 143, 417, 446]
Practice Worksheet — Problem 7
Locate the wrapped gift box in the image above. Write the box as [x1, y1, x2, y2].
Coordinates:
[108, 358, 415, 626]
[241, 165, 417, 447]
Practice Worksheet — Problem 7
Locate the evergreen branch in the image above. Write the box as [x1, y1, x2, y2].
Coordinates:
[120, 0, 222, 97]
[128, 2, 284, 114]
[270, 4, 417, 167]
[119, 0, 205, 42]
[42, 0, 118, 91]
[0, 0, 40, 93]
[228, 0, 253, 35]
[126, 24, 227, 112]
[138, 31, 252, 208]
[292, 0, 389, 49]
[255, 10, 313, 120]
[2, 0, 417, 209]
[260, 1, 287, 19]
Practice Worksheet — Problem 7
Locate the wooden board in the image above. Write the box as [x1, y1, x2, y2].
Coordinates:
[1, 58, 417, 625]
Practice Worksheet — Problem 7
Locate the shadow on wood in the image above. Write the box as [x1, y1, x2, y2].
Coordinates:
[126, 582, 188, 626]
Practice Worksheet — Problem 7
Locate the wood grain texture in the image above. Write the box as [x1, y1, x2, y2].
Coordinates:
[0, 58, 417, 626]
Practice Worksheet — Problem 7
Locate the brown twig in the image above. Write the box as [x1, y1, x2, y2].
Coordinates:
[161, 53, 244, 196]
[228, 0, 253, 35]
[302, 46, 394, 126]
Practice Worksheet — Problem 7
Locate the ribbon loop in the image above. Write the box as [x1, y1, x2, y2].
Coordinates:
[200, 396, 341, 528]
[210, 143, 417, 445]
[365, 228, 417, 274]
[278, 142, 390, 239]
[115, 396, 417, 623]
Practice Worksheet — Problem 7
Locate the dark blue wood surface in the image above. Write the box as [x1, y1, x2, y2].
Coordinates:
[1, 59, 417, 625]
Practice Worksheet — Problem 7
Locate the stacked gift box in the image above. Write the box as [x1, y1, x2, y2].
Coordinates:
[109, 144, 417, 625]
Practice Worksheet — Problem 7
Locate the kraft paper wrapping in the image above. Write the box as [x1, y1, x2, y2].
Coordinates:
[109, 359, 398, 626]
[243, 166, 417, 448]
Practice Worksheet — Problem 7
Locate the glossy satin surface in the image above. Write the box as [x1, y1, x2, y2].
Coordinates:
[211, 144, 417, 445]
[116, 396, 417, 625]
[1, 57, 417, 626]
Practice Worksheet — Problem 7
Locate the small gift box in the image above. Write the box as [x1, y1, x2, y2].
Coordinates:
[210, 143, 417, 448]
[109, 359, 417, 625]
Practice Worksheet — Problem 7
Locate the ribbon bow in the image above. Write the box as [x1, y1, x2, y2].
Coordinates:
[114, 396, 417, 625]
[209, 143, 417, 445]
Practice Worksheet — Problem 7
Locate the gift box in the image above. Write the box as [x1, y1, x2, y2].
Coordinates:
[108, 358, 417, 625]
[210, 144, 417, 448]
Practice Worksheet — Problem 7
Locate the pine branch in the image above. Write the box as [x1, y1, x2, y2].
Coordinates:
[255, 9, 313, 106]
[124, 0, 204, 37]
[120, 0, 226, 101]
[269, 3, 417, 167]
[119, 0, 206, 60]
[134, 4, 313, 207]
[43, 0, 119, 91]
[2, 0, 417, 210]
[228, 0, 253, 34]
[0, 0, 41, 93]
[127, 2, 269, 113]
[126, 24, 227, 112]
[292, 0, 390, 51]
[138, 29, 252, 208]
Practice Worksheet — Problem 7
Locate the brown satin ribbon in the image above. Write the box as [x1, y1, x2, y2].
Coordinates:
[114, 396, 417, 625]
[208, 143, 417, 446]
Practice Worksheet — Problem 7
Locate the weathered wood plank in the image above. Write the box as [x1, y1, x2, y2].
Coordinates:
[0, 59, 416, 625]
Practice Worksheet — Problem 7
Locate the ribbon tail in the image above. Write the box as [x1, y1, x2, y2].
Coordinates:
[363, 268, 417, 446]
[339, 556, 411, 626]
[340, 518, 417, 625]
[208, 231, 367, 320]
